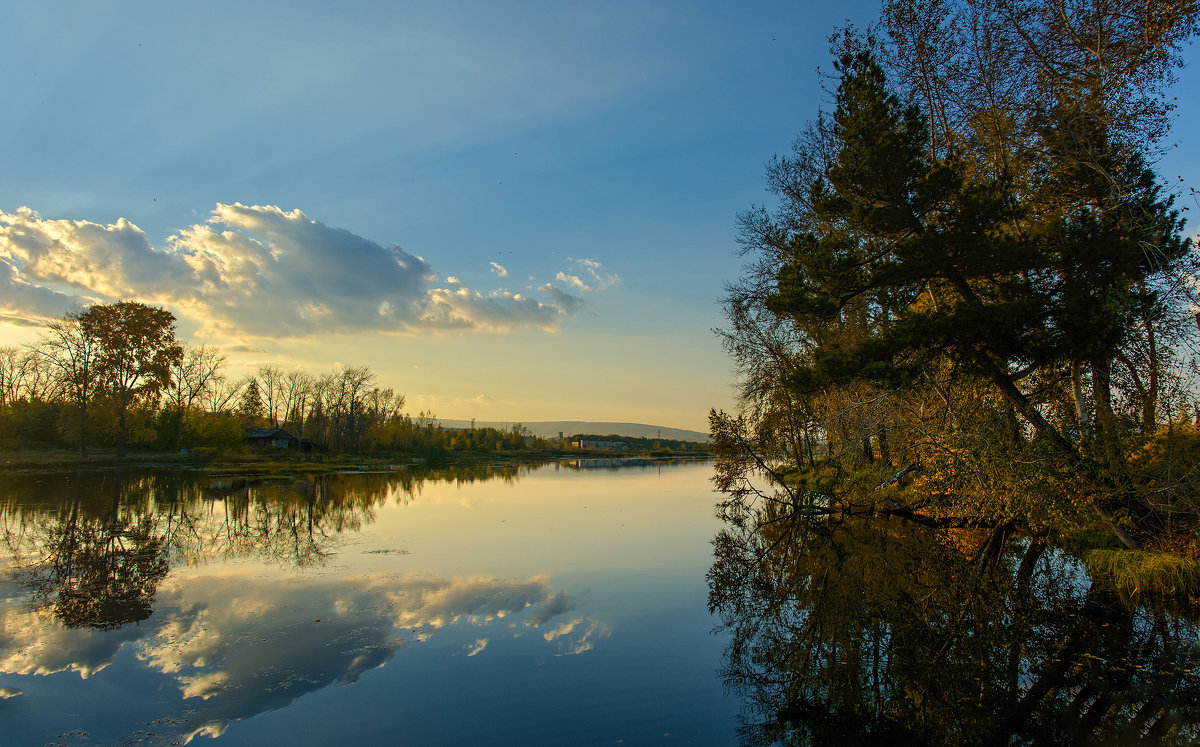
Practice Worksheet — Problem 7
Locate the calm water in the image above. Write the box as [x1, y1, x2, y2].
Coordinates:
[710, 508, 1200, 745]
[7, 460, 1200, 746]
[0, 459, 738, 746]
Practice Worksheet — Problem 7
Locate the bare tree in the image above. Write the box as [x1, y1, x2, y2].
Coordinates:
[202, 374, 245, 414]
[257, 365, 286, 427]
[280, 369, 314, 441]
[0, 346, 20, 408]
[35, 310, 98, 457]
[165, 344, 227, 450]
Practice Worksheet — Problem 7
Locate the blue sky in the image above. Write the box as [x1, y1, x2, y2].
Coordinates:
[2, 1, 1198, 432]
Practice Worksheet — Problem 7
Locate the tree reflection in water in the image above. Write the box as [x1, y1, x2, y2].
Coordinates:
[709, 503, 1200, 745]
[0, 463, 539, 631]
[0, 462, 612, 743]
[5, 472, 168, 630]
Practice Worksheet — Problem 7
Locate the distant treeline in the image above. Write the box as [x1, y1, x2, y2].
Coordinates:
[0, 309, 551, 456]
[0, 302, 700, 458]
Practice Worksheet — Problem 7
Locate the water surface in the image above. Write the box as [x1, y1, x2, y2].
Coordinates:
[0, 459, 737, 745]
[710, 508, 1200, 745]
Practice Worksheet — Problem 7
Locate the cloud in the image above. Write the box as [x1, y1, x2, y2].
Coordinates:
[0, 258, 83, 325]
[0, 207, 183, 299]
[0, 204, 596, 338]
[0, 581, 148, 679]
[555, 257, 619, 294]
[556, 271, 591, 292]
[419, 286, 566, 333]
[539, 283, 583, 315]
[525, 591, 574, 627]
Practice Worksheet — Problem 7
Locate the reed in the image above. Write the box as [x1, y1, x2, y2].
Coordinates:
[1083, 548, 1200, 597]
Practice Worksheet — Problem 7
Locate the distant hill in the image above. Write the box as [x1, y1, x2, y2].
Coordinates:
[438, 420, 710, 442]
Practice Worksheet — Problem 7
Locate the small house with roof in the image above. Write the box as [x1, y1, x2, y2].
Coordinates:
[244, 427, 297, 450]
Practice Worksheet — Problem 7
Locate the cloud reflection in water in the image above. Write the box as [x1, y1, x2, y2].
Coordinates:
[0, 569, 601, 743]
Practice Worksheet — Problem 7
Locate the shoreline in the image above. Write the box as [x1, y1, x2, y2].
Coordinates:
[0, 447, 713, 475]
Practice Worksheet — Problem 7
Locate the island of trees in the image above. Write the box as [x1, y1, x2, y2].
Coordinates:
[712, 0, 1200, 590]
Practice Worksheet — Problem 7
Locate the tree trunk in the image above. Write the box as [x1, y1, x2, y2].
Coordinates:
[1144, 319, 1158, 433]
[78, 399, 88, 458]
[978, 350, 1073, 454]
[1071, 360, 1090, 434]
[176, 406, 186, 453]
[1091, 356, 1115, 436]
[117, 397, 127, 458]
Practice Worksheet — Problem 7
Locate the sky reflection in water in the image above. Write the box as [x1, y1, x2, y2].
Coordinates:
[0, 460, 734, 745]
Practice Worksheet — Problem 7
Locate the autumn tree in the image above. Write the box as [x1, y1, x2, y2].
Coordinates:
[878, 0, 1200, 436]
[80, 301, 183, 457]
[720, 10, 1199, 550]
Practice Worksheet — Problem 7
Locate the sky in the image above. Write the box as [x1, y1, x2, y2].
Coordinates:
[1, 1, 1199, 433]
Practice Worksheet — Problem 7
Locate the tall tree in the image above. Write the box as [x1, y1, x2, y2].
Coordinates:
[257, 365, 286, 427]
[237, 377, 266, 426]
[878, 0, 1200, 441]
[81, 301, 183, 457]
[165, 343, 226, 450]
[280, 369, 314, 441]
[723, 35, 1195, 548]
[35, 309, 98, 457]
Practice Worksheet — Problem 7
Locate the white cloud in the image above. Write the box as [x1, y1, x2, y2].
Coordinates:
[556, 258, 619, 294]
[0, 207, 183, 299]
[539, 283, 583, 315]
[420, 286, 566, 333]
[489, 261, 508, 278]
[0, 204, 596, 338]
[0, 258, 84, 325]
[556, 271, 591, 292]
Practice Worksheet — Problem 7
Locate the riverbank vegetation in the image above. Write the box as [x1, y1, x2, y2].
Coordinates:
[1, 308, 706, 467]
[712, 0, 1200, 589]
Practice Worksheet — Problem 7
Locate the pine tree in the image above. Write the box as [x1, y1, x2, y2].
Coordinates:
[237, 379, 265, 427]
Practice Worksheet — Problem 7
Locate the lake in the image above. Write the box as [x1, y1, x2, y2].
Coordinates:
[0, 459, 739, 745]
[6, 458, 1200, 746]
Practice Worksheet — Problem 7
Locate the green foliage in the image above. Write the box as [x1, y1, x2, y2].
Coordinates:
[80, 301, 183, 456]
[720, 32, 1200, 550]
[188, 411, 247, 449]
[237, 379, 265, 426]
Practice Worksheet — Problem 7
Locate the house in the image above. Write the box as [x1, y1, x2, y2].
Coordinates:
[578, 439, 632, 451]
[245, 427, 297, 450]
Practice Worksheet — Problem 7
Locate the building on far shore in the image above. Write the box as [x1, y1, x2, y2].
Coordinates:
[244, 427, 296, 450]
[572, 439, 632, 451]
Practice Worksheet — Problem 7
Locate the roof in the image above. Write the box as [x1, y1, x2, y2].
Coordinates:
[245, 427, 295, 439]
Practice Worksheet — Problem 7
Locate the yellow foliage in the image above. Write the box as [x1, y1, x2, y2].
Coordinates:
[1083, 548, 1200, 598]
